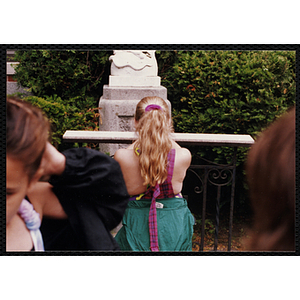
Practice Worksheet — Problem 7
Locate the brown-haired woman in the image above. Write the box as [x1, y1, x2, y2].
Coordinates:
[244, 106, 295, 251]
[114, 96, 194, 251]
[6, 97, 129, 251]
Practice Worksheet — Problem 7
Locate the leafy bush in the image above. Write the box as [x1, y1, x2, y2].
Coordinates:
[158, 50, 295, 135]
[157, 50, 295, 211]
[23, 95, 100, 151]
[14, 50, 112, 104]
[157, 50, 295, 161]
[13, 50, 111, 151]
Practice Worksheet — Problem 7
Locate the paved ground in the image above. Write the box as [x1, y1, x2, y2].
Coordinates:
[192, 213, 251, 252]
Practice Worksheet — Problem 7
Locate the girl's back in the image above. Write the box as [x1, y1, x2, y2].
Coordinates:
[114, 140, 191, 196]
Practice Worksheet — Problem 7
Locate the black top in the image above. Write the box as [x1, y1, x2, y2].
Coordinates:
[40, 148, 129, 251]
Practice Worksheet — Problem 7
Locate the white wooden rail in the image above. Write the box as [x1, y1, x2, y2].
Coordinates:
[63, 130, 254, 147]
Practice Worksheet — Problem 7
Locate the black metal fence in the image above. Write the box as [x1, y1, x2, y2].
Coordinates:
[182, 148, 238, 251]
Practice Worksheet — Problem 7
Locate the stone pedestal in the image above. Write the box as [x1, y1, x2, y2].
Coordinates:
[98, 50, 171, 155]
[98, 85, 171, 155]
[109, 75, 161, 87]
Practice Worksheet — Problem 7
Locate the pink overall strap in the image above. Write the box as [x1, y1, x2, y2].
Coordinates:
[148, 149, 176, 251]
[149, 184, 161, 251]
[167, 148, 175, 181]
[158, 149, 176, 199]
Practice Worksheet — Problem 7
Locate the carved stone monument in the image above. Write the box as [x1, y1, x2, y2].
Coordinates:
[98, 50, 171, 155]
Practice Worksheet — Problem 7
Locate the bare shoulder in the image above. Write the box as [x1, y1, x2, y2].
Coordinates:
[172, 141, 191, 155]
[175, 147, 192, 169]
[27, 182, 67, 219]
[178, 147, 191, 156]
[114, 148, 125, 160]
[176, 147, 191, 160]
[114, 148, 134, 163]
[27, 182, 52, 216]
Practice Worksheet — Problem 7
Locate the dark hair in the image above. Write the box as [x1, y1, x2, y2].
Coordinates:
[7, 96, 50, 181]
[245, 106, 295, 251]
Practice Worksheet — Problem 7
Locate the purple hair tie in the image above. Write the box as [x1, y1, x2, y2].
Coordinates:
[145, 104, 163, 112]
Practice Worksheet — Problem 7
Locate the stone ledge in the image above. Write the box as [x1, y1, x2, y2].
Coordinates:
[109, 75, 161, 87]
[102, 85, 167, 100]
[7, 62, 19, 75]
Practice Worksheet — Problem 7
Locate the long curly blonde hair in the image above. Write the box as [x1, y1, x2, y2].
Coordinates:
[134, 96, 173, 187]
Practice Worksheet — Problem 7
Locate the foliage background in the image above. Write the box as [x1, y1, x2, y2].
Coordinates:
[13, 50, 112, 150]
[156, 50, 295, 212]
[11, 49, 296, 212]
[14, 50, 112, 100]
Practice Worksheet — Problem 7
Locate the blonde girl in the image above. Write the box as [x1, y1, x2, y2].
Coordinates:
[114, 96, 194, 251]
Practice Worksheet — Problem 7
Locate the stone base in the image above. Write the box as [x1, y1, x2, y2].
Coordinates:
[109, 75, 161, 87]
[98, 85, 171, 155]
[102, 85, 168, 100]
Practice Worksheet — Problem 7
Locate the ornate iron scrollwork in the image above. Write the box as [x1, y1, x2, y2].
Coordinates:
[207, 168, 233, 186]
[185, 147, 238, 252]
[186, 168, 204, 194]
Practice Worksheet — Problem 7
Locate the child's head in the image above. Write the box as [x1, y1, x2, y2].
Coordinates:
[245, 106, 295, 251]
[134, 96, 170, 123]
[6, 97, 50, 223]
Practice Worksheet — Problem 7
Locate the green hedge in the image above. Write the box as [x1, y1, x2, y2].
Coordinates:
[159, 51, 295, 134]
[22, 95, 99, 150]
[157, 50, 295, 164]
[13, 50, 111, 151]
[14, 50, 112, 103]
[156, 50, 295, 211]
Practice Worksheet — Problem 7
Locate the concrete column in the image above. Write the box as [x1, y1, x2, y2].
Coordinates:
[98, 51, 171, 155]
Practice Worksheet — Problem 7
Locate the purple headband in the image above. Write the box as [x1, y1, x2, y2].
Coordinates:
[145, 104, 163, 112]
